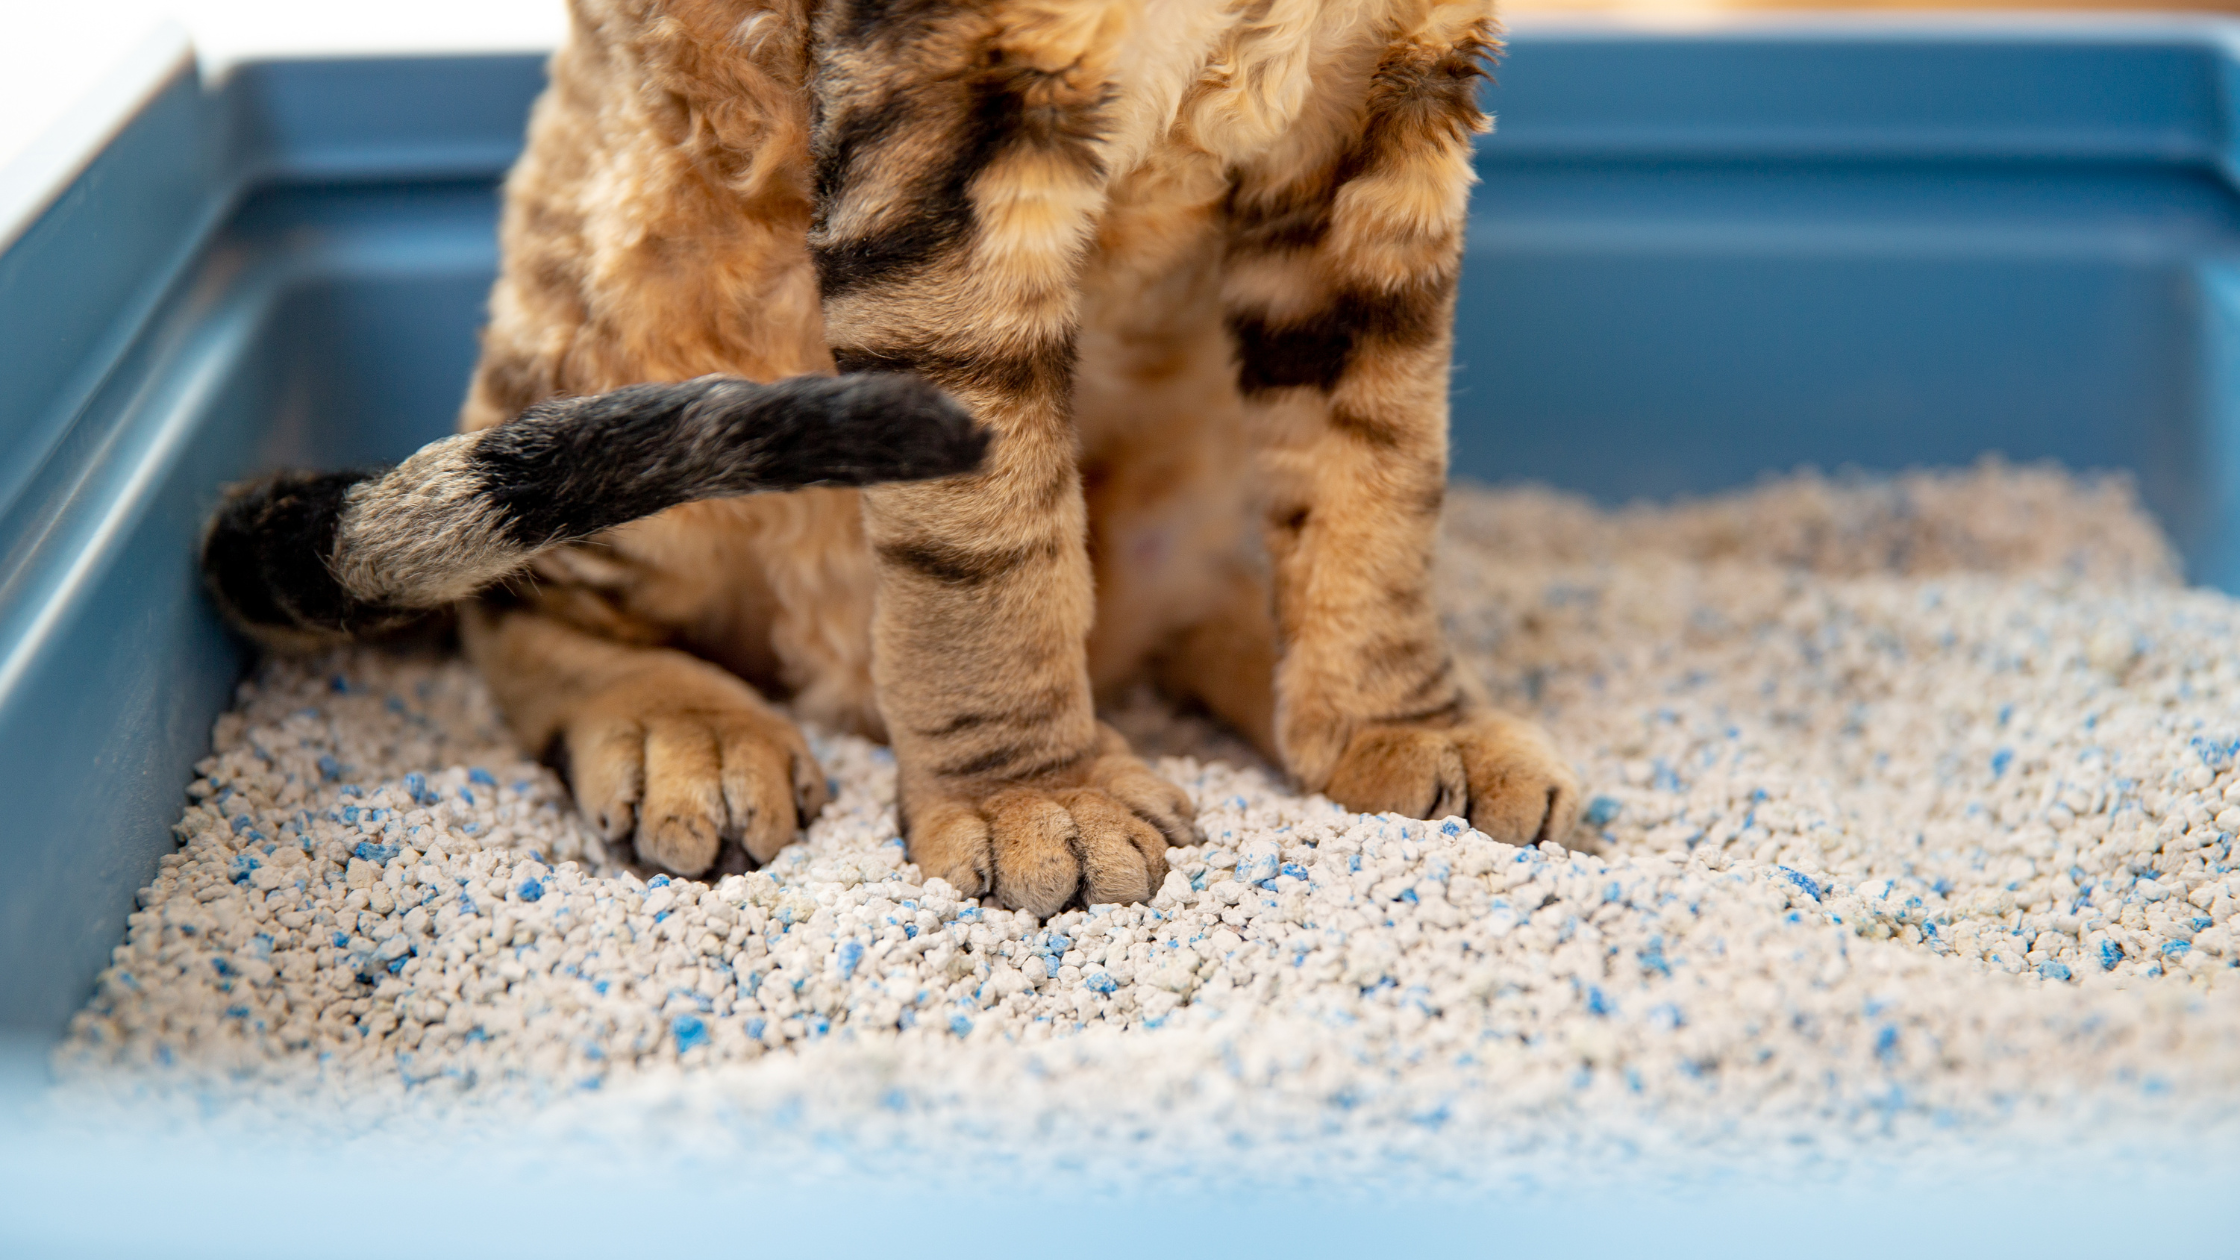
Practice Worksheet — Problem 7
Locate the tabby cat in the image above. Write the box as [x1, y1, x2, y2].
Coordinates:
[204, 0, 1582, 917]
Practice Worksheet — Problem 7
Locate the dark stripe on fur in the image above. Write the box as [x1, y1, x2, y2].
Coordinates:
[1228, 281, 1453, 398]
[1329, 406, 1408, 450]
[1228, 312, 1350, 394]
[832, 337, 1076, 400]
[875, 536, 1057, 586]
[813, 63, 1107, 299]
[1224, 39, 1491, 261]
[935, 741, 1090, 781]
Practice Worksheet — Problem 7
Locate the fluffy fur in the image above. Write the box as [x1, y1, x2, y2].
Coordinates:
[209, 0, 1583, 910]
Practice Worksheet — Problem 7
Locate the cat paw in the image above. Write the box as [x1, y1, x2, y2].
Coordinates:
[553, 670, 830, 877]
[1321, 713, 1581, 847]
[904, 726, 1195, 918]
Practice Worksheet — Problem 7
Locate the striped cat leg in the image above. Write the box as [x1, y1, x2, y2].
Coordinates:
[810, 0, 1191, 916]
[1223, 11, 1581, 845]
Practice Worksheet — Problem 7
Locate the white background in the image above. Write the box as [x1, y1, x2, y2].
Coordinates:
[0, 1, 568, 198]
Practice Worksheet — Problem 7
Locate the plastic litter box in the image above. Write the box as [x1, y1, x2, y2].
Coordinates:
[2, 18, 2237, 1254]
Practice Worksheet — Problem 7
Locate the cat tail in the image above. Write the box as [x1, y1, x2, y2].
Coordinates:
[201, 372, 989, 648]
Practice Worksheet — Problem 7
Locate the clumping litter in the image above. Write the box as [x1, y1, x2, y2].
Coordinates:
[48, 461, 2240, 1188]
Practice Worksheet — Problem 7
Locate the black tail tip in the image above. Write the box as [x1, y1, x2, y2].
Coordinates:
[201, 470, 415, 649]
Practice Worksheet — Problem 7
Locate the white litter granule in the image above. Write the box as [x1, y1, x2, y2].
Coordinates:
[49, 461, 2240, 1187]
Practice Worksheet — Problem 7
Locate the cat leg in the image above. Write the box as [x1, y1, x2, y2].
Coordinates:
[1221, 10, 1581, 844]
[810, 0, 1191, 916]
[463, 599, 829, 877]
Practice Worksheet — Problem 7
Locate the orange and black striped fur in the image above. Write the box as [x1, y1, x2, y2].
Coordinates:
[204, 0, 1582, 915]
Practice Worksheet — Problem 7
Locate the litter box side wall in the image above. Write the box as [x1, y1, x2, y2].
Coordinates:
[1460, 21, 2240, 589]
[0, 57, 538, 1043]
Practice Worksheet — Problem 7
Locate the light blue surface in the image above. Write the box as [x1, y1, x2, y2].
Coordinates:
[1456, 27, 2240, 584]
[1, 25, 2236, 1251]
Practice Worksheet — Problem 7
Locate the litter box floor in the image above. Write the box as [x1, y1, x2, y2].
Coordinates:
[49, 463, 2240, 1190]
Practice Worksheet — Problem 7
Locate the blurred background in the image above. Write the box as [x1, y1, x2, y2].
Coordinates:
[4, 0, 2231, 179]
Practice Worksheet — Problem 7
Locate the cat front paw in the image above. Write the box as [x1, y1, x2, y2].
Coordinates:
[553, 668, 830, 877]
[902, 725, 1195, 918]
[1320, 713, 1581, 847]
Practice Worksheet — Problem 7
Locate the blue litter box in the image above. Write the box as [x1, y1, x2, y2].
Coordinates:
[2, 18, 2237, 1254]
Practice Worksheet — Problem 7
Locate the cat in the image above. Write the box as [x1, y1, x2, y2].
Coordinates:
[203, 0, 1582, 918]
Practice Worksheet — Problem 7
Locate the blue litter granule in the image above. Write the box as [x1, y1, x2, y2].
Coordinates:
[1638, 940, 1671, 978]
[2190, 734, 2240, 769]
[228, 855, 259, 884]
[1775, 866, 1823, 902]
[1603, 881, 1623, 903]
[1874, 1025, 1900, 1062]
[316, 755, 344, 781]
[458, 788, 475, 806]
[836, 938, 865, 981]
[232, 814, 253, 833]
[211, 958, 236, 978]
[1084, 972, 1118, 995]
[518, 878, 545, 903]
[1990, 748, 2014, 777]
[329, 675, 350, 694]
[1582, 795, 1622, 828]
[468, 768, 497, 788]
[1280, 863, 1309, 881]
[648, 874, 670, 888]
[2039, 960, 2073, 981]
[1650, 762, 1682, 793]
[1396, 887, 1418, 904]
[949, 1014, 973, 1037]
[2099, 939, 2125, 970]
[1585, 986, 1611, 1016]
[2162, 940, 2191, 958]
[671, 1015, 708, 1053]
[744, 1017, 767, 1040]
[354, 841, 399, 865]
[1439, 819, 1461, 836]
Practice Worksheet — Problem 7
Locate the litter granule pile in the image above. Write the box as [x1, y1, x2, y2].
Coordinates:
[50, 461, 2240, 1187]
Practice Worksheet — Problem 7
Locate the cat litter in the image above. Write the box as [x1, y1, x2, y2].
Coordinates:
[47, 461, 2240, 1188]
